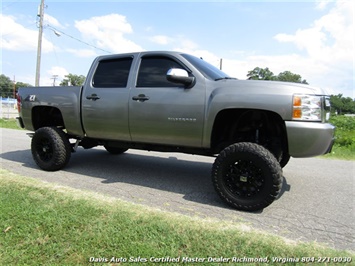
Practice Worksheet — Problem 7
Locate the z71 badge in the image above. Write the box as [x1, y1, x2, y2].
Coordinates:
[26, 95, 36, 101]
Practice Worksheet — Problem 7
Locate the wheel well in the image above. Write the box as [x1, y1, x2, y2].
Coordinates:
[211, 109, 288, 160]
[32, 106, 65, 130]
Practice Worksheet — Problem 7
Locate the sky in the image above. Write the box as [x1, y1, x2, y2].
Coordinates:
[1, 0, 354, 98]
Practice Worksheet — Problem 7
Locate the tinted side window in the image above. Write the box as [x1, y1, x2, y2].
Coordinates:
[137, 57, 184, 87]
[93, 57, 133, 88]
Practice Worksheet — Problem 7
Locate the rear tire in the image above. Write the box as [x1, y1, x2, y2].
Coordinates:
[212, 142, 282, 211]
[31, 127, 71, 171]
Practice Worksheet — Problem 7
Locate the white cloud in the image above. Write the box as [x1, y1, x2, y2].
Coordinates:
[264, 0, 354, 97]
[150, 35, 172, 45]
[42, 66, 69, 86]
[162, 36, 221, 68]
[90, 2, 351, 97]
[222, 54, 338, 93]
[274, 1, 353, 64]
[0, 14, 54, 53]
[177, 37, 199, 51]
[15, 74, 36, 87]
[47, 66, 68, 77]
[44, 14, 64, 28]
[74, 14, 143, 53]
[223, 51, 352, 97]
[315, 0, 333, 10]
[21, 66, 69, 87]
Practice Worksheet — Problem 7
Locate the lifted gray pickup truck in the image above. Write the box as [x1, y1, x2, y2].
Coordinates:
[17, 51, 334, 211]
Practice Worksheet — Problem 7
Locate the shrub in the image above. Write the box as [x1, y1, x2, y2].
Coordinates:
[330, 116, 355, 147]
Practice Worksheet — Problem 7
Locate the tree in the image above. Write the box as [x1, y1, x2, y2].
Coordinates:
[277, 71, 308, 84]
[15, 82, 32, 90]
[60, 74, 86, 86]
[0, 74, 13, 98]
[247, 67, 308, 84]
[247, 67, 275, 81]
[330, 94, 355, 114]
[0, 75, 32, 98]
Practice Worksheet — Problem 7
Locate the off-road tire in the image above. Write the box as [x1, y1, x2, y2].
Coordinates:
[212, 142, 282, 211]
[31, 127, 71, 171]
[104, 146, 128, 154]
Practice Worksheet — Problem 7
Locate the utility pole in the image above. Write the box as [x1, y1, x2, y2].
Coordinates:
[13, 76, 16, 98]
[51, 75, 58, 86]
[35, 0, 45, 86]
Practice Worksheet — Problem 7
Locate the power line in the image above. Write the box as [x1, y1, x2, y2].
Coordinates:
[47, 25, 112, 54]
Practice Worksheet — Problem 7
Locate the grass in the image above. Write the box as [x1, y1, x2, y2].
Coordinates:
[324, 115, 355, 160]
[0, 169, 353, 265]
[0, 118, 21, 130]
[322, 144, 355, 160]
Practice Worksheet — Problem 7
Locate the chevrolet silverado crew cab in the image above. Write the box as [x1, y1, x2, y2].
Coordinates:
[16, 51, 335, 211]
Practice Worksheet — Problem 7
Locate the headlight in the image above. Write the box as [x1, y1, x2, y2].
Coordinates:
[292, 94, 322, 121]
[324, 97, 331, 121]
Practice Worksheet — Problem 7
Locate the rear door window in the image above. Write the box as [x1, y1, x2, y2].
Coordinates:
[93, 57, 133, 88]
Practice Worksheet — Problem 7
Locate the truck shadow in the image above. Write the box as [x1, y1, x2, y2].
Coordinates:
[1, 148, 290, 212]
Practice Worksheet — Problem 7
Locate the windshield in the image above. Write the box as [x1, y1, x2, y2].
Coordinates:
[181, 54, 234, 81]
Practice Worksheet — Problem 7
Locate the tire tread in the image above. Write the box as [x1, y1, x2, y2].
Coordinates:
[212, 142, 282, 211]
[31, 127, 71, 171]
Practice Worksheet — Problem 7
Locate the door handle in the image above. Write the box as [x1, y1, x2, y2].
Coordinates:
[86, 94, 100, 101]
[132, 94, 150, 102]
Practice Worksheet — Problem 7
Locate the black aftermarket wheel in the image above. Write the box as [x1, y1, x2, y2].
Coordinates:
[31, 127, 71, 171]
[212, 142, 282, 211]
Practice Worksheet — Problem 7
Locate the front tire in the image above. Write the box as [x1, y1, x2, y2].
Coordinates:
[279, 153, 290, 168]
[212, 142, 282, 211]
[31, 127, 71, 171]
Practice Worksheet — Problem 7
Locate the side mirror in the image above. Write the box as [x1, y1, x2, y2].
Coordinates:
[166, 68, 195, 88]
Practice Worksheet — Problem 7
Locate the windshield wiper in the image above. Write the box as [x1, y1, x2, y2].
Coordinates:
[214, 77, 237, 81]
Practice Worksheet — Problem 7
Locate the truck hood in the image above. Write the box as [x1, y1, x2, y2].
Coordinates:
[206, 79, 329, 121]
[213, 79, 328, 96]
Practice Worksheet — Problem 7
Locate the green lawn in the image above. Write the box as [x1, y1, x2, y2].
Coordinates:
[322, 144, 355, 160]
[324, 116, 355, 160]
[0, 118, 21, 130]
[0, 169, 353, 265]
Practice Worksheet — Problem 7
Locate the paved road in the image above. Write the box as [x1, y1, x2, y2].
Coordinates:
[1, 128, 354, 251]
